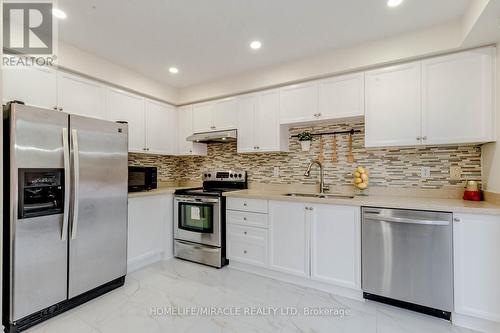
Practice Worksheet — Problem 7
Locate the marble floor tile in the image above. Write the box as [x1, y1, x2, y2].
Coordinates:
[24, 259, 479, 333]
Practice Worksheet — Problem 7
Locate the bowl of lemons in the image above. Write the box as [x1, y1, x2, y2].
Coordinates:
[354, 166, 369, 195]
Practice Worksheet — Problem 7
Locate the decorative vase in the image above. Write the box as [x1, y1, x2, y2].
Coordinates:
[300, 141, 311, 151]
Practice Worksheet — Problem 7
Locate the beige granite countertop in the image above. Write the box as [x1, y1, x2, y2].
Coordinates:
[128, 182, 201, 198]
[223, 189, 500, 215]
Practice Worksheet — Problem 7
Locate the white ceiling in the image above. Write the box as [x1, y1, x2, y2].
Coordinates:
[58, 0, 470, 88]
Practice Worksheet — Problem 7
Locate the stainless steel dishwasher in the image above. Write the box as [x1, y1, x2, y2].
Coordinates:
[362, 207, 453, 320]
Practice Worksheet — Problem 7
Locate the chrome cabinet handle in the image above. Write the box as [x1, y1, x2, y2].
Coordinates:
[53, 106, 58, 110]
[243, 217, 247, 221]
[453, 217, 461, 222]
[422, 136, 427, 140]
[416, 137, 422, 141]
[243, 250, 247, 254]
[243, 231, 247, 235]
[71, 129, 80, 240]
[243, 202, 247, 206]
[61, 128, 70, 241]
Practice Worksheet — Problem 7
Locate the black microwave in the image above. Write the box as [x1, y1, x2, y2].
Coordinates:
[128, 166, 157, 192]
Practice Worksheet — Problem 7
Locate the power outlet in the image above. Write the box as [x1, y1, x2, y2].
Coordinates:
[421, 167, 431, 178]
[273, 166, 280, 177]
[450, 166, 462, 180]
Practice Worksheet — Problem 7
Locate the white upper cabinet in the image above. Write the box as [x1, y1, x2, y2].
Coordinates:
[106, 88, 145, 153]
[145, 100, 177, 155]
[192, 102, 215, 133]
[365, 62, 422, 147]
[192, 98, 238, 133]
[255, 90, 287, 152]
[311, 204, 361, 290]
[236, 95, 256, 153]
[3, 66, 58, 110]
[57, 72, 106, 119]
[318, 72, 364, 119]
[213, 97, 238, 131]
[365, 47, 495, 148]
[453, 213, 500, 323]
[269, 201, 310, 277]
[279, 82, 319, 124]
[237, 90, 288, 153]
[177, 105, 207, 156]
[422, 47, 495, 145]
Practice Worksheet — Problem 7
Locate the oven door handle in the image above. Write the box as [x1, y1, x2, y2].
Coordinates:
[175, 197, 219, 204]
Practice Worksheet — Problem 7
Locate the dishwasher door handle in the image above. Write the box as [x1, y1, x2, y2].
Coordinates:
[363, 213, 450, 226]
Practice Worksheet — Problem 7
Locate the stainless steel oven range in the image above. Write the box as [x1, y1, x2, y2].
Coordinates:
[174, 171, 247, 268]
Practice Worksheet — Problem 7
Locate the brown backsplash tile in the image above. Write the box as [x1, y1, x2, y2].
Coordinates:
[129, 121, 482, 190]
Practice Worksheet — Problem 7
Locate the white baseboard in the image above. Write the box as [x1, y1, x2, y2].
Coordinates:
[127, 251, 165, 273]
[228, 261, 363, 302]
[453, 312, 500, 333]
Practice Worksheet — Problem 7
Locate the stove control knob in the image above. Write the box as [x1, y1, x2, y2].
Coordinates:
[208, 173, 211, 178]
[238, 174, 242, 178]
[204, 174, 207, 178]
[230, 174, 233, 178]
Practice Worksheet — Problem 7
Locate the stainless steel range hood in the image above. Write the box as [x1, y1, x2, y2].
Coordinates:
[186, 130, 237, 143]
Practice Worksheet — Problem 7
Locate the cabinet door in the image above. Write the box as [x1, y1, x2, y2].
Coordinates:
[311, 204, 361, 290]
[255, 90, 281, 152]
[3, 66, 58, 109]
[237, 95, 256, 153]
[177, 106, 207, 156]
[57, 72, 106, 119]
[145, 100, 177, 155]
[279, 82, 318, 124]
[128, 195, 172, 272]
[453, 213, 500, 323]
[106, 88, 145, 153]
[319, 73, 364, 119]
[269, 201, 310, 277]
[365, 62, 422, 147]
[213, 97, 238, 131]
[192, 102, 215, 133]
[422, 47, 495, 145]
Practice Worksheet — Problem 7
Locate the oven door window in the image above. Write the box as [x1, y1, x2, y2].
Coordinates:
[178, 203, 214, 233]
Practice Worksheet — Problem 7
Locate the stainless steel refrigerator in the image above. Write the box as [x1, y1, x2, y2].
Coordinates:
[3, 103, 128, 332]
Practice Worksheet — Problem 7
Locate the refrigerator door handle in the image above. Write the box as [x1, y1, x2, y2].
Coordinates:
[61, 128, 70, 240]
[71, 129, 80, 240]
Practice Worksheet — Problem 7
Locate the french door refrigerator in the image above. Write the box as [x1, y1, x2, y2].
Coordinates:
[3, 103, 128, 332]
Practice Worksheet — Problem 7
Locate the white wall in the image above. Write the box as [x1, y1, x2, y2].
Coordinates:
[178, 22, 464, 104]
[58, 42, 178, 104]
[482, 45, 500, 193]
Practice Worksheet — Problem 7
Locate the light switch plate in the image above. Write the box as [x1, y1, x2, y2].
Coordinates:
[273, 166, 280, 177]
[450, 166, 461, 180]
[421, 167, 431, 178]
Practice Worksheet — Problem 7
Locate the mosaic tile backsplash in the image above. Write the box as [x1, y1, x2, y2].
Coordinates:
[129, 121, 482, 189]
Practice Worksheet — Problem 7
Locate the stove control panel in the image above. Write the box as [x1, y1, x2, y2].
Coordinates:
[203, 170, 246, 182]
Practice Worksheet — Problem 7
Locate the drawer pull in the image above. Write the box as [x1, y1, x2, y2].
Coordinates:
[243, 217, 247, 221]
[243, 250, 247, 254]
[243, 203, 247, 206]
[243, 231, 247, 235]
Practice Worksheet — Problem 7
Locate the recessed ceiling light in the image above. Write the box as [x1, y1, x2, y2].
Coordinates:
[387, 0, 403, 8]
[168, 67, 179, 74]
[52, 8, 67, 19]
[250, 40, 262, 50]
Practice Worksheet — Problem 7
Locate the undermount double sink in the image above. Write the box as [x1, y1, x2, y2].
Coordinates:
[284, 193, 355, 199]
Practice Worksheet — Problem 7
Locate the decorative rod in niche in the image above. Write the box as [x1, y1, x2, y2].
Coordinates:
[290, 128, 361, 138]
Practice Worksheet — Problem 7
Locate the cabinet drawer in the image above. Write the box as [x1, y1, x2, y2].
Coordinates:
[226, 198, 268, 213]
[227, 226, 268, 267]
[227, 210, 268, 228]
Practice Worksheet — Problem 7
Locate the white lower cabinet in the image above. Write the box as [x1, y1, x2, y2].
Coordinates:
[269, 201, 310, 277]
[310, 204, 361, 289]
[228, 199, 362, 292]
[453, 213, 500, 325]
[227, 224, 268, 267]
[127, 194, 173, 272]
